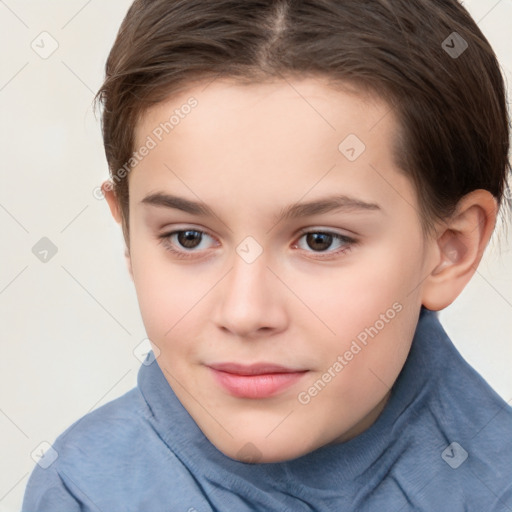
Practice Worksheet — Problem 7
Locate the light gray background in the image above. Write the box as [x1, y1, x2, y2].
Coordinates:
[0, 0, 511, 510]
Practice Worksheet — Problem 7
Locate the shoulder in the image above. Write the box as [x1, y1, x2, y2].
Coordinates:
[22, 387, 150, 511]
[419, 311, 512, 442]
[25, 387, 153, 489]
[22, 385, 210, 510]
[423, 326, 512, 509]
[431, 329, 512, 444]
[51, 386, 163, 468]
[58, 387, 144, 441]
[389, 310, 512, 510]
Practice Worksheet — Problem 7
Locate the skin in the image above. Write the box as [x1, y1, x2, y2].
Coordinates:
[103, 76, 497, 463]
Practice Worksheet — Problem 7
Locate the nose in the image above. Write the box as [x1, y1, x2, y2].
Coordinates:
[213, 248, 287, 339]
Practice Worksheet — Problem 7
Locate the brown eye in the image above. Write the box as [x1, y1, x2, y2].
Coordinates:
[304, 232, 334, 252]
[158, 228, 217, 259]
[294, 230, 356, 260]
[176, 230, 203, 249]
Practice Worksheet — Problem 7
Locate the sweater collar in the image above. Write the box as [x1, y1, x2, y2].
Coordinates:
[137, 307, 448, 485]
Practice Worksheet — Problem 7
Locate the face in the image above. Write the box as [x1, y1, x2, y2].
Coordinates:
[118, 77, 438, 463]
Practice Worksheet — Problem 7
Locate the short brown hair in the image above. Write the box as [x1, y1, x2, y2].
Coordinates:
[94, 0, 511, 246]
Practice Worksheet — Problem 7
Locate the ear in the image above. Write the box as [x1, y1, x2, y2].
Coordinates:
[102, 180, 122, 223]
[421, 190, 498, 311]
[102, 180, 133, 281]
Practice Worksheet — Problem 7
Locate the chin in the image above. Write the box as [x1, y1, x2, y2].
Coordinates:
[215, 434, 319, 464]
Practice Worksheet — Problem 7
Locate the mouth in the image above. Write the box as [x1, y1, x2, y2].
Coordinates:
[207, 362, 309, 399]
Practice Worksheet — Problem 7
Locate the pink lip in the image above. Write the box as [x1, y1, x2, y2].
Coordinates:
[208, 362, 308, 399]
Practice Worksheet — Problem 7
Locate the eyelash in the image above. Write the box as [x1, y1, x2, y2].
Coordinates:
[158, 227, 357, 261]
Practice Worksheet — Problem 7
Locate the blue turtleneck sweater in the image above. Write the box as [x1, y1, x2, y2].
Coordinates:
[22, 308, 512, 511]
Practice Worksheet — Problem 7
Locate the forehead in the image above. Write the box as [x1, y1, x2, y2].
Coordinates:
[135, 76, 393, 149]
[132, 77, 398, 180]
[129, 77, 416, 226]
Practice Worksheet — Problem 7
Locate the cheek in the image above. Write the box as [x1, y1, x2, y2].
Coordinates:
[129, 242, 198, 342]
[295, 240, 423, 391]
[307, 299, 416, 423]
[296, 243, 421, 337]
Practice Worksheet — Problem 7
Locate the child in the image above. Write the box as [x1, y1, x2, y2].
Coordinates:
[22, 0, 512, 510]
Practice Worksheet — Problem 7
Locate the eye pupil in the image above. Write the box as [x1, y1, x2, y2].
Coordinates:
[306, 233, 332, 251]
[178, 230, 202, 249]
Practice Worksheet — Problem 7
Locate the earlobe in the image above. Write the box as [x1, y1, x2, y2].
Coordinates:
[421, 190, 497, 311]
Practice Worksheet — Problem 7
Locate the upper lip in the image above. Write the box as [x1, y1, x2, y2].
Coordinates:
[208, 362, 307, 376]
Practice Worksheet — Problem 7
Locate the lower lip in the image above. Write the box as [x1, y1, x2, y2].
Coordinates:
[210, 369, 308, 399]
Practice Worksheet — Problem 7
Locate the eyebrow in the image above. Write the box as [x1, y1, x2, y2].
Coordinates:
[141, 192, 382, 223]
